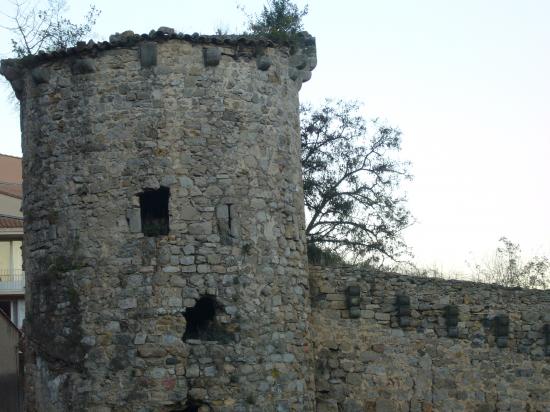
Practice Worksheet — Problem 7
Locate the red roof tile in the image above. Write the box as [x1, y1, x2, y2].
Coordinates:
[0, 215, 23, 228]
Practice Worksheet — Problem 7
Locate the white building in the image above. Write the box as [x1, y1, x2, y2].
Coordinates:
[0, 154, 24, 329]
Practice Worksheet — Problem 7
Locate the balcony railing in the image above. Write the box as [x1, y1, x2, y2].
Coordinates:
[0, 269, 25, 292]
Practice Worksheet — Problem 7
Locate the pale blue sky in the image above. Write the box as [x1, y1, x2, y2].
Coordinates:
[1, 0, 549, 273]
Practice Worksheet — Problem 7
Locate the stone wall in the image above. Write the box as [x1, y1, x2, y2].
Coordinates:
[4, 27, 550, 412]
[3, 29, 317, 411]
[310, 266, 550, 412]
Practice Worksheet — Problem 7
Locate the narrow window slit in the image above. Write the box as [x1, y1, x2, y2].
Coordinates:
[227, 204, 232, 232]
[139, 187, 169, 236]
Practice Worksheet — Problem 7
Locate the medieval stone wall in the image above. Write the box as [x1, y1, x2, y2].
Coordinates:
[310, 266, 550, 412]
[3, 28, 550, 412]
[5, 30, 317, 412]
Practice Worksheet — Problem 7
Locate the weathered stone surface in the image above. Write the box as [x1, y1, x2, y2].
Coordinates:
[71, 58, 95, 74]
[8, 26, 550, 412]
[203, 48, 221, 67]
[31, 67, 49, 84]
[16, 30, 316, 412]
[310, 266, 550, 412]
[139, 42, 157, 67]
[257, 55, 272, 71]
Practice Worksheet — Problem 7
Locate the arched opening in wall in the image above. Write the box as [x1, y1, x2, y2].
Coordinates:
[183, 296, 216, 341]
[183, 296, 235, 343]
[139, 187, 170, 236]
[167, 399, 210, 412]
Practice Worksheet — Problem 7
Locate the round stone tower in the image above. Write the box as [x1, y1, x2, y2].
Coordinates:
[1, 28, 316, 411]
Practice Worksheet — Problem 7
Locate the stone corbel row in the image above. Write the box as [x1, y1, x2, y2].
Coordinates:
[0, 57, 97, 98]
[287, 36, 317, 86]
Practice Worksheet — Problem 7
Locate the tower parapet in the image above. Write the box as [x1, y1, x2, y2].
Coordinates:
[2, 27, 316, 411]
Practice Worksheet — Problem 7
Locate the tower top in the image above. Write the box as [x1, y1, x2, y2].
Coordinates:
[0, 26, 317, 99]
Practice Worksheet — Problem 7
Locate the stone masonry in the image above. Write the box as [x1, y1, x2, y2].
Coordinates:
[2, 28, 550, 412]
[2, 29, 317, 411]
[310, 267, 550, 412]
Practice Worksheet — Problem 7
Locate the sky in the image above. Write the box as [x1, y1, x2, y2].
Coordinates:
[0, 0, 549, 274]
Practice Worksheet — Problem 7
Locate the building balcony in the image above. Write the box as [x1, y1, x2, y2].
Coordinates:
[0, 269, 25, 294]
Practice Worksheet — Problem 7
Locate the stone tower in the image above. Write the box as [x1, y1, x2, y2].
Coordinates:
[1, 28, 316, 411]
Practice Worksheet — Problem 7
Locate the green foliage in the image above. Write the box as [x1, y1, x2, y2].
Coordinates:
[301, 100, 412, 265]
[3, 0, 100, 57]
[472, 237, 549, 289]
[307, 243, 346, 266]
[243, 0, 308, 43]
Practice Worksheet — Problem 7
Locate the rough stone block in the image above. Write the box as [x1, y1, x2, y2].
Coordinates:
[396, 294, 410, 306]
[448, 326, 459, 338]
[289, 67, 300, 81]
[157, 26, 175, 35]
[257, 55, 272, 71]
[376, 399, 396, 412]
[375, 313, 390, 321]
[289, 54, 307, 69]
[127, 208, 141, 233]
[349, 307, 361, 319]
[399, 307, 412, 316]
[204, 48, 221, 67]
[348, 296, 360, 307]
[496, 336, 508, 348]
[71, 58, 96, 74]
[347, 285, 361, 296]
[31, 67, 50, 84]
[140, 42, 158, 68]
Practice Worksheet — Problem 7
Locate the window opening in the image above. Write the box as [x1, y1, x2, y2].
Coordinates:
[183, 296, 216, 340]
[0, 300, 11, 318]
[139, 187, 170, 236]
[227, 204, 232, 232]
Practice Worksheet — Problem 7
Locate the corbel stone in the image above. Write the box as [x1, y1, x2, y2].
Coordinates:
[140, 42, 158, 68]
[308, 56, 317, 71]
[396, 294, 411, 328]
[0, 63, 21, 81]
[445, 305, 459, 338]
[288, 67, 300, 81]
[10, 79, 24, 99]
[494, 314, 509, 348]
[289, 54, 307, 70]
[204, 48, 221, 67]
[256, 56, 272, 71]
[71, 58, 96, 75]
[31, 67, 50, 84]
[346, 285, 361, 319]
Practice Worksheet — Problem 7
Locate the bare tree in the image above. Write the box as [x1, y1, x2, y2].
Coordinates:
[1, 0, 100, 57]
[472, 237, 549, 289]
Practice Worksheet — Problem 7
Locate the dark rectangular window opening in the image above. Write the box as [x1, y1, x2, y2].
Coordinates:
[139, 187, 170, 236]
[0, 300, 11, 319]
[227, 204, 233, 232]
